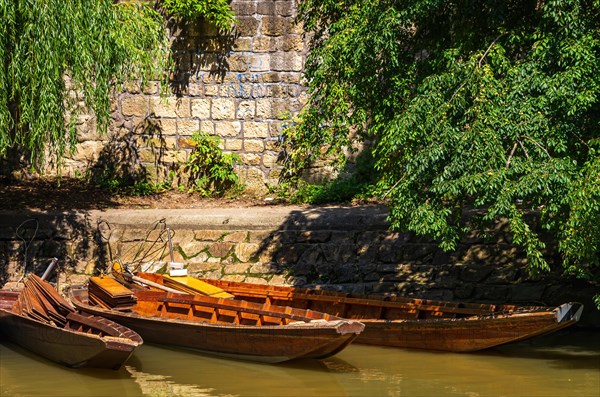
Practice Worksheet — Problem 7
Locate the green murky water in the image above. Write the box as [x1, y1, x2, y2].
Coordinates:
[1, 330, 598, 397]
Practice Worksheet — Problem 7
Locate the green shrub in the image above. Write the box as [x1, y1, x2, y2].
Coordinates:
[182, 131, 243, 197]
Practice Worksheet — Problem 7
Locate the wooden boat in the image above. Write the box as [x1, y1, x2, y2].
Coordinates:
[133, 272, 584, 353]
[0, 274, 142, 369]
[68, 276, 365, 363]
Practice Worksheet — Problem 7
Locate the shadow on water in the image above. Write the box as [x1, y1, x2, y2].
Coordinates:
[335, 334, 600, 397]
[278, 356, 360, 374]
[0, 341, 138, 397]
[480, 329, 600, 371]
[0, 341, 130, 379]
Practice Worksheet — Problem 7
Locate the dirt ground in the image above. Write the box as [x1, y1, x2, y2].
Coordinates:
[1, 176, 279, 211]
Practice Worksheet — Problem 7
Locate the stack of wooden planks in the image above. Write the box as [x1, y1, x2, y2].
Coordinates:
[88, 276, 137, 311]
[15, 274, 75, 327]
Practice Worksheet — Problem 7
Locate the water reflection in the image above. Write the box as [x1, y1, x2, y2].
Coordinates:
[125, 365, 218, 397]
[335, 330, 600, 397]
[0, 342, 138, 397]
[1, 330, 598, 397]
[125, 345, 351, 397]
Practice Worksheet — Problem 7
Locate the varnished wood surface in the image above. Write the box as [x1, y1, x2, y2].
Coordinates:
[0, 276, 142, 369]
[135, 273, 583, 352]
[69, 285, 364, 363]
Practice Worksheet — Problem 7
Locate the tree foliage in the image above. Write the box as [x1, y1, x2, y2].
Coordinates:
[289, 0, 600, 281]
[0, 0, 233, 168]
[162, 0, 234, 31]
[0, 0, 169, 167]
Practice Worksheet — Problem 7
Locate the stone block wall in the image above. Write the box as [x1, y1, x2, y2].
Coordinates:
[1, 207, 598, 327]
[58, 0, 308, 194]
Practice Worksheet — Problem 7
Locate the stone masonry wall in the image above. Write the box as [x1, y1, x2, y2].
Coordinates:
[1, 206, 598, 327]
[59, 0, 307, 193]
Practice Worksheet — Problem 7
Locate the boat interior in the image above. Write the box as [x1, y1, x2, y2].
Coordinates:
[78, 276, 346, 327]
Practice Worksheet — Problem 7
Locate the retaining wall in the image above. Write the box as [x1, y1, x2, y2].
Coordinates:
[1, 206, 598, 327]
[54, 0, 309, 194]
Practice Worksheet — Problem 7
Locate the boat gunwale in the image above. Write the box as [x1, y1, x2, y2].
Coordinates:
[185, 276, 583, 316]
[0, 297, 142, 349]
[136, 273, 544, 317]
[68, 286, 365, 333]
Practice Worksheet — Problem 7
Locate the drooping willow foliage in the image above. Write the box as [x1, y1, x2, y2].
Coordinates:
[0, 0, 234, 169]
[0, 0, 169, 168]
[289, 0, 600, 288]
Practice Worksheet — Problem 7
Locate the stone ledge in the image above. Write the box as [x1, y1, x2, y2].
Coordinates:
[28, 205, 389, 231]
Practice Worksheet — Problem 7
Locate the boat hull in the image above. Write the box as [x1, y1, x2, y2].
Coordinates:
[0, 291, 141, 369]
[137, 274, 583, 353]
[69, 287, 363, 363]
[356, 304, 582, 352]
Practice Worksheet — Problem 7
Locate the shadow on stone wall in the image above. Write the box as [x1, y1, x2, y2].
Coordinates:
[89, 117, 169, 186]
[0, 145, 32, 179]
[250, 205, 451, 295]
[248, 205, 600, 327]
[1, 203, 598, 327]
[0, 210, 112, 289]
[169, 19, 236, 95]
